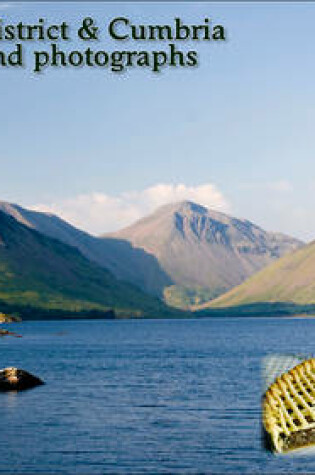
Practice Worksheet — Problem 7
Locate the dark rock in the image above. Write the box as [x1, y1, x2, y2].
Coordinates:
[0, 329, 22, 337]
[0, 367, 44, 391]
[0, 313, 22, 323]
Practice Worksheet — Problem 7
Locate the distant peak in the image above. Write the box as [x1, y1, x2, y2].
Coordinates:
[177, 200, 208, 214]
[153, 200, 209, 216]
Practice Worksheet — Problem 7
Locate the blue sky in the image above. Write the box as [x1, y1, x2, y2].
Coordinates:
[1, 2, 315, 239]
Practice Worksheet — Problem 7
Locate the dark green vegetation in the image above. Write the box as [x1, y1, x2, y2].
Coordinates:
[196, 302, 315, 318]
[0, 201, 172, 298]
[197, 241, 315, 315]
[0, 211, 181, 319]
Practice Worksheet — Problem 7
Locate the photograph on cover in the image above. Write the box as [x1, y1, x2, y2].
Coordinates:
[262, 354, 315, 454]
[2, 1, 315, 473]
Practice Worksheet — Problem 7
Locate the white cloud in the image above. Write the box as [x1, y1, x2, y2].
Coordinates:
[32, 183, 229, 235]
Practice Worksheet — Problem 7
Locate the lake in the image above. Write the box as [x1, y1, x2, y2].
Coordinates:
[1, 317, 315, 473]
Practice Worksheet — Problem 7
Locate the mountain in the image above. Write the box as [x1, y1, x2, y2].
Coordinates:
[0, 210, 172, 319]
[107, 201, 303, 307]
[0, 201, 171, 297]
[0, 200, 303, 309]
[200, 240, 315, 311]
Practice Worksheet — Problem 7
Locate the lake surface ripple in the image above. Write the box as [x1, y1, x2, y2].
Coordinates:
[1, 317, 315, 473]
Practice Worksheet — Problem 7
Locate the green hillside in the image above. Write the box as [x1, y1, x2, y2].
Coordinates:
[0, 200, 303, 310]
[0, 210, 174, 319]
[199, 240, 315, 310]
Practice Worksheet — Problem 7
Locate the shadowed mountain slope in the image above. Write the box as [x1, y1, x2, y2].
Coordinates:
[0, 201, 171, 297]
[108, 201, 303, 307]
[199, 240, 315, 309]
[0, 210, 172, 318]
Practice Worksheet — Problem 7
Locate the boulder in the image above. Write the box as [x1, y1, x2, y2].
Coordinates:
[0, 313, 22, 323]
[0, 367, 44, 391]
[0, 329, 22, 337]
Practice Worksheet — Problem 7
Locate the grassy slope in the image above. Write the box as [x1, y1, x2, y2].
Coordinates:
[164, 285, 223, 309]
[0, 211, 175, 318]
[198, 241, 315, 309]
[0, 201, 173, 298]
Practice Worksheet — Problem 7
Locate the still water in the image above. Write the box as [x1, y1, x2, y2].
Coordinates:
[1, 317, 315, 473]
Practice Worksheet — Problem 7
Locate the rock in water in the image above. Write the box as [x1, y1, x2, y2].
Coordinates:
[0, 367, 44, 391]
[0, 329, 22, 337]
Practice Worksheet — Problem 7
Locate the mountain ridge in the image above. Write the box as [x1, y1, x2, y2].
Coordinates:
[0, 209, 173, 319]
[0, 199, 304, 309]
[107, 200, 304, 307]
[0, 201, 171, 297]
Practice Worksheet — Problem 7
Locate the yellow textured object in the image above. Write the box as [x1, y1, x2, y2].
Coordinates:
[263, 358, 315, 453]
